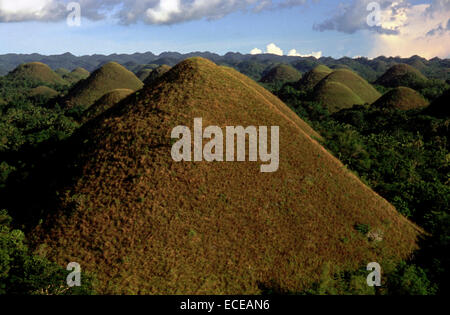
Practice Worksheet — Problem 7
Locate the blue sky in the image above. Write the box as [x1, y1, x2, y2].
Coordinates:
[0, 0, 449, 58]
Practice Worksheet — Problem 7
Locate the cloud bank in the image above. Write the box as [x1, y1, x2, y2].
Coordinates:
[313, 0, 450, 58]
[250, 43, 322, 58]
[0, 0, 315, 24]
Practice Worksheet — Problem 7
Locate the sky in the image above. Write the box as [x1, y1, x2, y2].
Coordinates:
[0, 0, 449, 58]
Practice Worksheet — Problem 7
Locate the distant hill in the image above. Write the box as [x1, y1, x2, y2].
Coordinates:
[62, 67, 90, 85]
[1, 52, 448, 82]
[295, 65, 332, 91]
[425, 89, 450, 117]
[6, 62, 67, 87]
[81, 88, 134, 123]
[375, 64, 428, 89]
[29, 57, 420, 294]
[143, 65, 172, 85]
[372, 87, 429, 111]
[313, 69, 381, 113]
[260, 64, 301, 84]
[62, 62, 143, 109]
[28, 85, 59, 99]
[55, 68, 70, 76]
[136, 69, 152, 81]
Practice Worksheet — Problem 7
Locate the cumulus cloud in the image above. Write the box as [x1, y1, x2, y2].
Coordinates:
[266, 43, 283, 56]
[250, 48, 263, 55]
[369, 2, 450, 58]
[313, 0, 410, 35]
[250, 44, 321, 58]
[288, 48, 322, 58]
[313, 0, 450, 58]
[0, 0, 316, 24]
[0, 0, 66, 22]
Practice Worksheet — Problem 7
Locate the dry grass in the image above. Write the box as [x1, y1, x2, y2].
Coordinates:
[29, 85, 59, 99]
[376, 64, 428, 88]
[33, 57, 421, 294]
[81, 89, 134, 123]
[63, 67, 90, 85]
[7, 62, 68, 86]
[313, 69, 381, 113]
[295, 65, 332, 90]
[144, 65, 172, 86]
[260, 64, 302, 84]
[63, 62, 143, 109]
[372, 86, 429, 110]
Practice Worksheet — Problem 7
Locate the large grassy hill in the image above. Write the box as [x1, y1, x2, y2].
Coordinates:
[260, 64, 302, 84]
[294, 65, 332, 91]
[376, 64, 428, 89]
[7, 62, 68, 87]
[313, 69, 381, 113]
[372, 87, 429, 111]
[62, 62, 143, 109]
[25, 57, 419, 294]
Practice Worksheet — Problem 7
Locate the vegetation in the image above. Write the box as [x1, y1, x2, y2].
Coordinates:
[277, 79, 449, 295]
[0, 56, 448, 295]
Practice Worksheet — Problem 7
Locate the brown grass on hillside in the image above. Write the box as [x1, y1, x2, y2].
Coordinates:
[372, 86, 429, 110]
[81, 88, 134, 123]
[313, 69, 381, 113]
[8, 62, 68, 86]
[33, 57, 421, 294]
[63, 62, 143, 109]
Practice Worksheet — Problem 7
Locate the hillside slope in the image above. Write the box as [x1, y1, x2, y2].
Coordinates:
[62, 62, 143, 109]
[81, 88, 134, 123]
[313, 69, 381, 113]
[31, 57, 420, 294]
[375, 64, 428, 89]
[294, 65, 332, 91]
[7, 62, 67, 87]
[372, 87, 429, 110]
[260, 64, 302, 84]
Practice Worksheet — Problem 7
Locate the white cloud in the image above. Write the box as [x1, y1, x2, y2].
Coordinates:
[288, 48, 322, 58]
[369, 2, 450, 58]
[146, 0, 181, 24]
[0, 0, 65, 22]
[0, 0, 315, 24]
[250, 48, 263, 55]
[266, 43, 283, 56]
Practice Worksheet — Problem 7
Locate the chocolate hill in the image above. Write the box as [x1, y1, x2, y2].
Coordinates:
[312, 69, 381, 113]
[294, 65, 332, 91]
[260, 64, 302, 84]
[376, 64, 428, 89]
[62, 62, 143, 109]
[372, 87, 429, 111]
[30, 57, 420, 294]
[7, 62, 67, 87]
